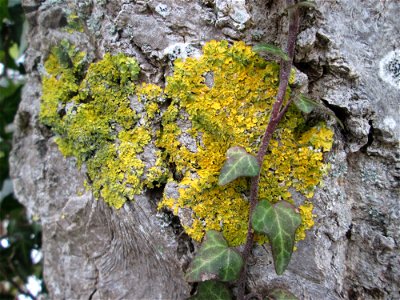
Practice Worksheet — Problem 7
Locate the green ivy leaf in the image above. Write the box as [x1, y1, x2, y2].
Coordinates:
[266, 288, 298, 300]
[293, 94, 319, 114]
[218, 146, 259, 185]
[191, 281, 232, 300]
[253, 43, 290, 61]
[251, 200, 301, 275]
[185, 230, 243, 282]
[294, 94, 344, 129]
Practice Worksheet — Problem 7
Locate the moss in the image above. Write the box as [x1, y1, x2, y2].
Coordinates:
[158, 41, 334, 246]
[40, 44, 167, 209]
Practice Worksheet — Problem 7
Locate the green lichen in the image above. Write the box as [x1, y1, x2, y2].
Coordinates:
[158, 40, 334, 246]
[40, 43, 167, 208]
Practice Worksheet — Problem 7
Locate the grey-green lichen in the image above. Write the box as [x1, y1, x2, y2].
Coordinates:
[40, 41, 167, 208]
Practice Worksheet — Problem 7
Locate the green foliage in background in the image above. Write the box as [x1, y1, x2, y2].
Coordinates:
[0, 0, 44, 298]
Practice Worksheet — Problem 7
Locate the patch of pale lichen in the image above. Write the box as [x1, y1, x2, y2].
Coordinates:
[40, 42, 167, 208]
[158, 40, 334, 246]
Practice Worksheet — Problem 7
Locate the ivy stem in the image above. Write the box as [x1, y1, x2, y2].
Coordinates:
[236, 2, 300, 300]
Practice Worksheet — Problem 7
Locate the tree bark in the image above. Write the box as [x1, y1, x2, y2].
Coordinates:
[10, 0, 399, 299]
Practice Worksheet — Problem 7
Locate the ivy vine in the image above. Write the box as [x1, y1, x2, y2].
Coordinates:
[185, 1, 326, 299]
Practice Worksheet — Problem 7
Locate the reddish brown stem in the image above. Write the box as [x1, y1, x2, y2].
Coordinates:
[236, 2, 300, 299]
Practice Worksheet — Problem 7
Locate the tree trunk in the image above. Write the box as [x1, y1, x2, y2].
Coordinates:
[10, 0, 399, 299]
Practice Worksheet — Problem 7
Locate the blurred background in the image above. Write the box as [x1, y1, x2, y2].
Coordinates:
[0, 0, 45, 299]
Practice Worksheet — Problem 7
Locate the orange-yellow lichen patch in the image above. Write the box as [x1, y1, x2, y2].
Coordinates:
[158, 40, 333, 246]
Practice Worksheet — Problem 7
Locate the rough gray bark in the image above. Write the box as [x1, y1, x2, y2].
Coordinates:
[10, 0, 399, 299]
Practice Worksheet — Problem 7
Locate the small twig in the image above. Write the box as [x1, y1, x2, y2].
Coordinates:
[236, 1, 300, 299]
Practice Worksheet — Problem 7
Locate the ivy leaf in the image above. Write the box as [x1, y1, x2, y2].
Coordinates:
[191, 281, 232, 300]
[294, 94, 345, 129]
[266, 288, 298, 300]
[253, 44, 290, 61]
[185, 230, 243, 282]
[251, 200, 301, 275]
[218, 146, 259, 186]
[293, 94, 319, 114]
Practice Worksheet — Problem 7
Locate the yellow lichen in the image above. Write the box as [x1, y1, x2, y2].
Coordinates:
[137, 83, 164, 121]
[296, 201, 315, 242]
[40, 44, 167, 209]
[41, 40, 333, 246]
[158, 40, 334, 246]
